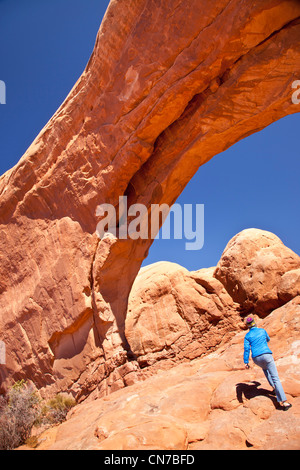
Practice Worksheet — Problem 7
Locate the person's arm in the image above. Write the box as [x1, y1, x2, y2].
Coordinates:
[265, 330, 271, 342]
[243, 336, 250, 367]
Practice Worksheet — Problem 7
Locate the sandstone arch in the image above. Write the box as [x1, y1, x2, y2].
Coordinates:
[0, 0, 299, 398]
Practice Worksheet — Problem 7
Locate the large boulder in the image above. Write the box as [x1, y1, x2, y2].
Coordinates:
[126, 261, 242, 370]
[214, 229, 300, 316]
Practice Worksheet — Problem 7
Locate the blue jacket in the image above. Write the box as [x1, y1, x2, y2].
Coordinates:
[243, 327, 272, 364]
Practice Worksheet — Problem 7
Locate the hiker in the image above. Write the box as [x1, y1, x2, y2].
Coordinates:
[243, 316, 292, 411]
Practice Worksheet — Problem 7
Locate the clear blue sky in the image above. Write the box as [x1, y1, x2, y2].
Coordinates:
[0, 0, 299, 272]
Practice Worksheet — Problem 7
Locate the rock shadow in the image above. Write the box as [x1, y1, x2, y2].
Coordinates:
[236, 381, 278, 408]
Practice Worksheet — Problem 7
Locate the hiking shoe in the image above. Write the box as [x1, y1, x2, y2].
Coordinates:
[281, 402, 292, 411]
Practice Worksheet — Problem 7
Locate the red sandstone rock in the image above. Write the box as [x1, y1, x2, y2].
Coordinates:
[13, 227, 300, 450]
[20, 295, 299, 451]
[214, 229, 300, 316]
[0, 0, 300, 401]
[278, 268, 300, 303]
[126, 262, 242, 370]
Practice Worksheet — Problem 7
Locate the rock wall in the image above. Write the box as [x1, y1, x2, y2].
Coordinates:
[0, 0, 300, 398]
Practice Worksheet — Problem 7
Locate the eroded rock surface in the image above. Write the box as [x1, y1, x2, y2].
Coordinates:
[214, 229, 300, 315]
[22, 295, 300, 450]
[126, 262, 242, 370]
[1, 0, 300, 399]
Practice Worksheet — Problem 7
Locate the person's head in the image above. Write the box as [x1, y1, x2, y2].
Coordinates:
[246, 316, 256, 329]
